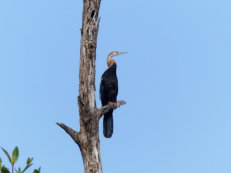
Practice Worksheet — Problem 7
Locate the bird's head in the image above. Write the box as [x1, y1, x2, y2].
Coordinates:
[107, 51, 127, 67]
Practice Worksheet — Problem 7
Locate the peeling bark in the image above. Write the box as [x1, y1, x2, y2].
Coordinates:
[57, 0, 125, 173]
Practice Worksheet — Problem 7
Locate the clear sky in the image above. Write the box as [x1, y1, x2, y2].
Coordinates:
[1, 0, 231, 172]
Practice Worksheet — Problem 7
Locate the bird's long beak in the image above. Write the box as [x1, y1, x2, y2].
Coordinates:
[117, 52, 128, 55]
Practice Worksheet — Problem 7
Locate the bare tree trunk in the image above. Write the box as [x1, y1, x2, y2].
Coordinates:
[57, 0, 125, 173]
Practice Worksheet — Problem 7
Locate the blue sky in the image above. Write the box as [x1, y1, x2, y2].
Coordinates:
[1, 0, 231, 172]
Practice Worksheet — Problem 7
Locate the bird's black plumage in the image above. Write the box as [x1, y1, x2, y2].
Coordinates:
[100, 63, 118, 138]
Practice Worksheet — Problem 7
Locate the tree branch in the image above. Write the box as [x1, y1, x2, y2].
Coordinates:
[56, 123, 81, 146]
[98, 100, 126, 119]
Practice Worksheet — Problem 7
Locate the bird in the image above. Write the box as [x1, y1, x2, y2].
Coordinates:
[100, 51, 127, 138]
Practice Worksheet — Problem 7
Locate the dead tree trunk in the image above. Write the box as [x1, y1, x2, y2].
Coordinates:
[57, 0, 125, 173]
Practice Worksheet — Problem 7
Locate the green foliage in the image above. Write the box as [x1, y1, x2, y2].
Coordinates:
[17, 168, 21, 173]
[26, 158, 33, 165]
[1, 166, 10, 173]
[21, 163, 32, 173]
[0, 161, 1, 172]
[12, 147, 19, 165]
[33, 167, 40, 173]
[1, 148, 11, 164]
[1, 147, 41, 173]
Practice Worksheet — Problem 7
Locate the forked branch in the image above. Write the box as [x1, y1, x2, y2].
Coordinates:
[56, 123, 81, 146]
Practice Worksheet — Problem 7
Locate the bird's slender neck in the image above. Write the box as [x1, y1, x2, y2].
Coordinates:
[107, 54, 116, 67]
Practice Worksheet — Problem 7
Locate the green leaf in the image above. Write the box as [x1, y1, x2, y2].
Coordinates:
[0, 157, 2, 171]
[26, 157, 33, 165]
[15, 167, 21, 173]
[12, 146, 19, 164]
[1, 147, 11, 164]
[1, 166, 10, 173]
[33, 167, 41, 173]
[22, 163, 32, 173]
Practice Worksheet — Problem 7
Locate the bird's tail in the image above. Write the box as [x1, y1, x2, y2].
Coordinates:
[103, 110, 113, 138]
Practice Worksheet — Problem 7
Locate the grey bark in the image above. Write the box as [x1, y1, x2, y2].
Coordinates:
[57, 0, 125, 173]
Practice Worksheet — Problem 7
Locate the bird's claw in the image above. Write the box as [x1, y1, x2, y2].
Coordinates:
[108, 102, 117, 109]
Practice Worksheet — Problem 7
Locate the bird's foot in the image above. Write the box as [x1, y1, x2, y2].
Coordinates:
[108, 102, 117, 109]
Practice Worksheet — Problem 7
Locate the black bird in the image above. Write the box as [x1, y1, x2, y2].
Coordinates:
[100, 51, 127, 138]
